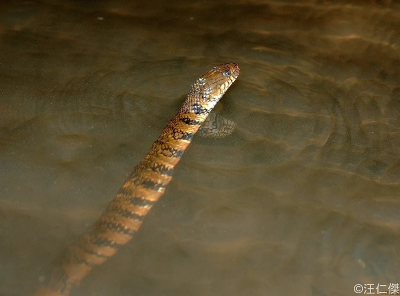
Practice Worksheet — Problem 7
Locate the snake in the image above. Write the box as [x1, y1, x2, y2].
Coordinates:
[34, 62, 240, 296]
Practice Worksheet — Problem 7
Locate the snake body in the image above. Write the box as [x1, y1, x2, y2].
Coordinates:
[35, 63, 240, 296]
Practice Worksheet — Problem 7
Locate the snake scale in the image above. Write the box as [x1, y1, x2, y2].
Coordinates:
[35, 63, 240, 296]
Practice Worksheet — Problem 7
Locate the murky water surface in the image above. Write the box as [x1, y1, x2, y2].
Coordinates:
[1, 1, 400, 295]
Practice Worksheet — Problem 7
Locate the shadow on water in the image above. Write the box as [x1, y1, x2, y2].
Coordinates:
[1, 0, 400, 295]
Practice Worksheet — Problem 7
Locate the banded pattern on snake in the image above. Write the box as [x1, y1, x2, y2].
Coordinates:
[35, 63, 240, 296]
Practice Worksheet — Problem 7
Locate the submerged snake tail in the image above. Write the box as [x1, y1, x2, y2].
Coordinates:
[35, 63, 239, 296]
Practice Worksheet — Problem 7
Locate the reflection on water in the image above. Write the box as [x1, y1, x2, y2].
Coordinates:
[1, 0, 400, 295]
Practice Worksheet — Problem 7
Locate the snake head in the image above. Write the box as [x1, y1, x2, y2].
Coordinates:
[200, 63, 240, 100]
[184, 63, 239, 115]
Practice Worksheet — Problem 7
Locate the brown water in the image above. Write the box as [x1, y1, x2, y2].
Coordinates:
[1, 1, 400, 295]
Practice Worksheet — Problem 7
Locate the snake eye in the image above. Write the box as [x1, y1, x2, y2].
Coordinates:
[222, 70, 231, 77]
